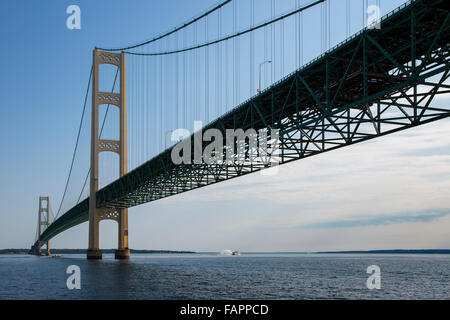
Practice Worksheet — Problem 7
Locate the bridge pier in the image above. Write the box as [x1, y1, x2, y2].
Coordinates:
[115, 249, 130, 260]
[29, 197, 51, 256]
[29, 244, 41, 256]
[87, 249, 103, 260]
[115, 208, 130, 259]
[88, 48, 129, 260]
[39, 197, 50, 256]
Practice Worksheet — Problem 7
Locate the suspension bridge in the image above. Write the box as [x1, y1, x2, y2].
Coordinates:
[30, 0, 450, 259]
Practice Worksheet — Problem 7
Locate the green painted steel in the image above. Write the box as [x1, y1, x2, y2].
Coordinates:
[34, 0, 450, 248]
[37, 199, 89, 244]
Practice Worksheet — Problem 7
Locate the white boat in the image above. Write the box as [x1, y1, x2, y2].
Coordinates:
[220, 249, 240, 256]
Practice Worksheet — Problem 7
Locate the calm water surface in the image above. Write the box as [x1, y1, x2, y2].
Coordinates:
[0, 253, 448, 299]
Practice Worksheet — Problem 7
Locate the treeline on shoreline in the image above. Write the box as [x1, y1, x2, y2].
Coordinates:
[0, 249, 196, 255]
[1, 249, 450, 255]
[317, 249, 450, 254]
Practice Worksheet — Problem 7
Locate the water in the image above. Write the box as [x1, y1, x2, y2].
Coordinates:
[0, 253, 449, 299]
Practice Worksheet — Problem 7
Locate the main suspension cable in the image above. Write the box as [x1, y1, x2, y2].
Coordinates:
[55, 66, 92, 219]
[124, 0, 325, 56]
[98, 0, 232, 52]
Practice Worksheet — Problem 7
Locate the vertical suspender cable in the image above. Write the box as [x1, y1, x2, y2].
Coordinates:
[264, 24, 268, 87]
[321, 2, 323, 53]
[135, 49, 138, 166]
[300, 0, 303, 66]
[152, 44, 154, 155]
[324, 2, 326, 51]
[376, 0, 381, 19]
[167, 36, 171, 143]
[218, 8, 222, 116]
[281, 16, 284, 78]
[271, 0, 275, 84]
[133, 49, 136, 167]
[328, 0, 331, 50]
[139, 48, 142, 165]
[225, 32, 229, 111]
[163, 38, 166, 151]
[132, 51, 135, 169]
[145, 45, 149, 159]
[140, 49, 144, 158]
[194, 23, 198, 121]
[142, 47, 145, 163]
[160, 40, 163, 152]
[233, 0, 237, 106]
[175, 33, 179, 131]
[236, 2, 240, 106]
[131, 50, 136, 168]
[216, 11, 220, 118]
[362, 0, 366, 29]
[205, 16, 209, 122]
[346, 0, 350, 38]
[153, 42, 157, 156]
[250, 0, 255, 95]
[143, 46, 146, 159]
[295, 0, 299, 70]
[172, 37, 175, 136]
[191, 30, 193, 126]
[184, 29, 187, 130]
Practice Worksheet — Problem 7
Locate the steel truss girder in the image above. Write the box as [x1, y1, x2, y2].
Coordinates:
[98, 0, 450, 209]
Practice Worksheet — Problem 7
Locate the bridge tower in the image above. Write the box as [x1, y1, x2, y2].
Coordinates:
[32, 196, 50, 256]
[87, 48, 129, 260]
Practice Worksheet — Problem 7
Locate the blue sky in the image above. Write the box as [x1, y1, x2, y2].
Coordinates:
[1, 0, 449, 252]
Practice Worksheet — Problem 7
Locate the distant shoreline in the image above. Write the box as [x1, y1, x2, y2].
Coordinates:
[0, 249, 196, 255]
[1, 249, 450, 255]
[316, 249, 450, 254]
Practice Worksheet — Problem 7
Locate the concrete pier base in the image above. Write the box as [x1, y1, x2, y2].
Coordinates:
[29, 245, 41, 256]
[114, 249, 130, 260]
[87, 249, 103, 260]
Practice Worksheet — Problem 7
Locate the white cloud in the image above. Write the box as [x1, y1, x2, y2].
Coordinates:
[124, 117, 450, 251]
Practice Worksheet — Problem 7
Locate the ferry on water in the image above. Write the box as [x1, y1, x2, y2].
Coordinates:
[220, 249, 241, 256]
